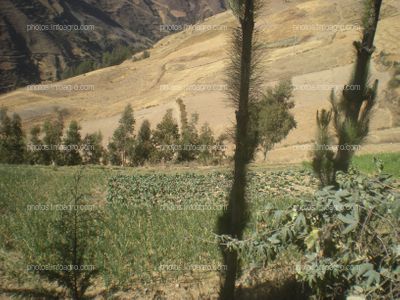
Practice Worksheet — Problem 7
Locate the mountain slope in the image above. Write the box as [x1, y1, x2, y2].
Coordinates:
[0, 0, 226, 92]
[0, 0, 399, 163]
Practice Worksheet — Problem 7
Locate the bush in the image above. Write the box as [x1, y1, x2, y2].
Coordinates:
[142, 50, 150, 59]
[62, 60, 96, 78]
[102, 45, 132, 67]
[221, 165, 400, 299]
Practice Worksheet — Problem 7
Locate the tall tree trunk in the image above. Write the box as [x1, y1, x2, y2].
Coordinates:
[334, 0, 382, 173]
[313, 0, 382, 187]
[218, 1, 256, 299]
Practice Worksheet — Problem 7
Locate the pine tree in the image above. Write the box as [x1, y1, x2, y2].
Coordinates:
[152, 109, 180, 163]
[217, 0, 263, 298]
[63, 120, 82, 166]
[313, 0, 382, 186]
[82, 132, 104, 165]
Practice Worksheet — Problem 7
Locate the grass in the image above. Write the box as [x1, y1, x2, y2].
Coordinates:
[301, 152, 400, 178]
[351, 152, 400, 177]
[0, 165, 227, 296]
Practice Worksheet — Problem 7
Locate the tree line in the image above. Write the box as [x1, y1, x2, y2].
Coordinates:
[0, 85, 296, 167]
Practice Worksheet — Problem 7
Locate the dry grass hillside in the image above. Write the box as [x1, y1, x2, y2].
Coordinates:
[1, 0, 399, 163]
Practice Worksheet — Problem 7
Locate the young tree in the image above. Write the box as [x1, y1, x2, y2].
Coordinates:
[131, 120, 155, 166]
[27, 125, 44, 165]
[214, 133, 229, 164]
[151, 109, 180, 163]
[108, 104, 135, 166]
[313, 110, 336, 187]
[26, 170, 100, 299]
[42, 109, 66, 165]
[82, 132, 104, 165]
[313, 0, 383, 186]
[107, 141, 121, 166]
[63, 121, 82, 166]
[178, 119, 200, 161]
[198, 122, 216, 165]
[9, 113, 26, 164]
[0, 108, 11, 163]
[217, 0, 263, 298]
[176, 99, 200, 162]
[0, 108, 26, 164]
[253, 80, 296, 160]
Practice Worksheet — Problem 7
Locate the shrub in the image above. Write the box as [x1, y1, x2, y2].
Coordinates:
[220, 164, 400, 299]
[102, 45, 132, 67]
[16, 170, 101, 299]
[62, 60, 96, 79]
[142, 50, 150, 59]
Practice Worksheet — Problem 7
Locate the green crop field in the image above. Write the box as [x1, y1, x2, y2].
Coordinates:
[0, 152, 399, 299]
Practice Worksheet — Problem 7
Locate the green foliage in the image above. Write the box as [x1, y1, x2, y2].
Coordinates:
[198, 123, 216, 164]
[151, 109, 180, 163]
[131, 120, 155, 166]
[107, 104, 135, 166]
[351, 152, 400, 177]
[62, 45, 132, 79]
[82, 132, 104, 165]
[27, 125, 43, 165]
[10, 170, 101, 299]
[222, 166, 400, 299]
[63, 120, 82, 166]
[0, 109, 26, 164]
[107, 141, 121, 166]
[108, 172, 230, 208]
[0, 165, 225, 291]
[313, 1, 382, 186]
[107, 169, 317, 209]
[252, 80, 296, 160]
[312, 108, 336, 187]
[62, 60, 96, 79]
[228, 0, 245, 19]
[0, 107, 12, 162]
[178, 114, 199, 161]
[102, 45, 132, 67]
[176, 99, 200, 162]
[142, 50, 150, 59]
[42, 109, 66, 165]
